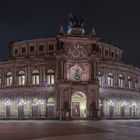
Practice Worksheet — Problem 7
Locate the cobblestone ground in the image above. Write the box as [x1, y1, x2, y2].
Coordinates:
[0, 120, 140, 140]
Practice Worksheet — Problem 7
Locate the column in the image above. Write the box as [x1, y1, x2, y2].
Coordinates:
[89, 61, 92, 80]
[24, 98, 31, 118]
[27, 65, 31, 86]
[42, 65, 46, 86]
[12, 67, 17, 87]
[61, 60, 64, 79]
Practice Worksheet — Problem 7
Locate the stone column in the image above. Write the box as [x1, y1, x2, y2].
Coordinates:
[24, 98, 31, 118]
[27, 65, 31, 86]
[96, 62, 99, 80]
[1, 68, 5, 88]
[11, 97, 18, 118]
[59, 89, 63, 120]
[61, 60, 64, 79]
[12, 67, 17, 87]
[89, 61, 92, 80]
[115, 68, 118, 87]
[103, 67, 107, 86]
[42, 65, 46, 86]
[114, 97, 120, 117]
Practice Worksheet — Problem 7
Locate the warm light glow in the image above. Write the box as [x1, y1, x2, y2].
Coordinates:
[121, 101, 127, 106]
[132, 102, 137, 107]
[6, 72, 13, 86]
[18, 71, 25, 85]
[47, 70, 55, 85]
[18, 99, 26, 105]
[107, 72, 113, 86]
[108, 100, 114, 106]
[32, 70, 40, 85]
[5, 99, 11, 105]
[119, 74, 124, 88]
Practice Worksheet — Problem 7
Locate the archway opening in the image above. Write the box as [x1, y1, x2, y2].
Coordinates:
[71, 92, 87, 118]
[46, 97, 55, 118]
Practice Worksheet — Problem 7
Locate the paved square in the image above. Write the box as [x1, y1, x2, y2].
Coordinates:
[0, 120, 140, 140]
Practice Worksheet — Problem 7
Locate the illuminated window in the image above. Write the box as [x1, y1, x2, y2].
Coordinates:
[32, 70, 39, 85]
[128, 76, 132, 89]
[6, 72, 13, 86]
[107, 72, 113, 87]
[119, 74, 124, 88]
[98, 72, 102, 86]
[47, 69, 55, 85]
[5, 99, 11, 106]
[18, 71, 25, 85]
[47, 97, 54, 103]
[18, 98, 26, 105]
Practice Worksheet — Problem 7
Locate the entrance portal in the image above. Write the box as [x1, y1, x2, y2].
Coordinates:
[71, 92, 86, 118]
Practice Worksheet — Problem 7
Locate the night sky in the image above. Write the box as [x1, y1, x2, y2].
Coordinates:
[0, 0, 140, 67]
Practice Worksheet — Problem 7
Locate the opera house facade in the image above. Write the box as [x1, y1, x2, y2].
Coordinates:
[0, 17, 140, 120]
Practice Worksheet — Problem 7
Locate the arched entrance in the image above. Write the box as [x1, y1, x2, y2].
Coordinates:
[5, 99, 11, 118]
[32, 98, 39, 118]
[71, 92, 87, 118]
[18, 98, 26, 118]
[46, 97, 55, 119]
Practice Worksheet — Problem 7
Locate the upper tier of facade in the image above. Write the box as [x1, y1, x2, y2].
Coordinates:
[8, 35, 123, 61]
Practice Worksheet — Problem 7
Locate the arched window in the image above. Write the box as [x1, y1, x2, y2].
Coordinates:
[128, 75, 132, 89]
[5, 99, 11, 106]
[107, 72, 113, 87]
[32, 70, 39, 85]
[6, 72, 13, 86]
[32, 98, 39, 105]
[18, 71, 25, 85]
[47, 97, 54, 103]
[18, 98, 26, 106]
[98, 72, 102, 86]
[118, 74, 124, 88]
[47, 69, 55, 85]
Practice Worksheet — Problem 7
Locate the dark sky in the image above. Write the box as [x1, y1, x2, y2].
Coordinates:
[0, 0, 140, 67]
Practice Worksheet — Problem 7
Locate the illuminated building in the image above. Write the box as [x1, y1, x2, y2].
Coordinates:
[0, 16, 140, 119]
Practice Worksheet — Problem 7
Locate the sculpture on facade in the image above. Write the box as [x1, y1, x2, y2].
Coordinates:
[68, 14, 84, 29]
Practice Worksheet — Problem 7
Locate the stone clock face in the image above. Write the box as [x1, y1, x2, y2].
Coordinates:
[68, 45, 88, 59]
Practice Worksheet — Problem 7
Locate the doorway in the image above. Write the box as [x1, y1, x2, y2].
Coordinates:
[71, 92, 87, 118]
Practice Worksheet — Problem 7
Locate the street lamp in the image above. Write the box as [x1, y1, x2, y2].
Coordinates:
[5, 99, 11, 105]
[121, 101, 127, 107]
[108, 100, 114, 106]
